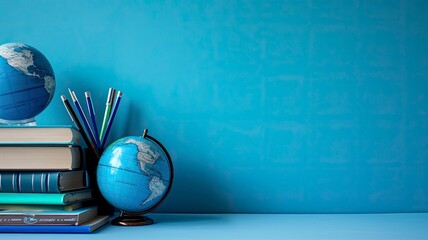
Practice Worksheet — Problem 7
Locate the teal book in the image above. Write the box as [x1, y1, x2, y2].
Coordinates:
[0, 215, 109, 233]
[0, 189, 92, 205]
[0, 170, 89, 193]
[0, 125, 81, 145]
[0, 206, 97, 226]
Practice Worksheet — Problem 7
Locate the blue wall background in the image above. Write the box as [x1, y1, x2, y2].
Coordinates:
[1, 0, 427, 213]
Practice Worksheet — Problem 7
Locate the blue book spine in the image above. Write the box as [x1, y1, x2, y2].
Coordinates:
[19, 172, 47, 193]
[0, 172, 63, 193]
[0, 173, 17, 192]
[0, 215, 109, 233]
[0, 225, 94, 233]
[47, 172, 61, 193]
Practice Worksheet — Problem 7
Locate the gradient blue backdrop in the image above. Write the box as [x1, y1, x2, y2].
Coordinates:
[1, 0, 427, 213]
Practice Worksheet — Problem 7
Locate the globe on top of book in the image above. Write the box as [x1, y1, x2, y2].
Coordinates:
[96, 129, 173, 226]
[0, 42, 56, 126]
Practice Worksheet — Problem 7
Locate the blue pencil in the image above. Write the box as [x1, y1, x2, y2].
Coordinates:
[61, 95, 100, 159]
[101, 91, 122, 149]
[68, 89, 100, 149]
[85, 92, 101, 148]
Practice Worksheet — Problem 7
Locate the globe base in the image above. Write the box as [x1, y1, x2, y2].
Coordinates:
[0, 117, 36, 126]
[111, 215, 154, 226]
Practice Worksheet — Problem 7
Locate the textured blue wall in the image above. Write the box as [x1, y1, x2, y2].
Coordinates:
[1, 0, 427, 213]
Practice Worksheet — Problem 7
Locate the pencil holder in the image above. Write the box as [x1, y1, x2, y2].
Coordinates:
[84, 149, 115, 216]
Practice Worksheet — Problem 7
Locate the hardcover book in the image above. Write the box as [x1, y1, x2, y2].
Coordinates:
[0, 145, 82, 170]
[0, 170, 89, 193]
[0, 206, 97, 226]
[0, 189, 92, 205]
[0, 215, 109, 233]
[0, 202, 84, 211]
[0, 125, 81, 145]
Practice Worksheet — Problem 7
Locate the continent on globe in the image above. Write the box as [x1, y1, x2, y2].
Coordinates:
[0, 42, 55, 124]
[142, 176, 166, 206]
[124, 139, 167, 206]
[125, 138, 161, 174]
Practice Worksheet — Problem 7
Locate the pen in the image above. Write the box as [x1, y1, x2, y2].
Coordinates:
[101, 91, 122, 149]
[61, 95, 100, 160]
[110, 88, 117, 109]
[68, 89, 100, 149]
[99, 88, 113, 141]
[85, 91, 101, 148]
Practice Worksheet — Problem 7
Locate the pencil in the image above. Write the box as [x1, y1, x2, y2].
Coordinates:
[99, 88, 113, 141]
[101, 91, 122, 149]
[61, 95, 100, 160]
[69, 89, 100, 149]
[85, 91, 101, 148]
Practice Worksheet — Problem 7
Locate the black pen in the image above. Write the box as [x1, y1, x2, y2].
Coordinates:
[61, 95, 100, 160]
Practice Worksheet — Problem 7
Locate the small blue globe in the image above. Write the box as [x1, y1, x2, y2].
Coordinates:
[97, 135, 173, 213]
[0, 42, 55, 123]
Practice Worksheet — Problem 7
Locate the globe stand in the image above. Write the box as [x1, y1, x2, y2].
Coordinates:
[111, 211, 154, 226]
[0, 117, 36, 126]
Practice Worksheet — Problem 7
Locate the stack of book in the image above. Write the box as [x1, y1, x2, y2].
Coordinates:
[0, 126, 109, 233]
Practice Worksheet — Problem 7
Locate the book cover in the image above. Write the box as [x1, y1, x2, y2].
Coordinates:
[0, 206, 97, 226]
[0, 170, 89, 193]
[0, 189, 92, 205]
[0, 215, 109, 233]
[0, 145, 82, 170]
[0, 202, 84, 211]
[0, 125, 81, 145]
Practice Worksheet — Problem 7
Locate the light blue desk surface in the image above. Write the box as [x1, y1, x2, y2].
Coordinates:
[2, 213, 428, 239]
